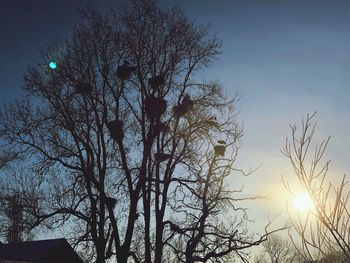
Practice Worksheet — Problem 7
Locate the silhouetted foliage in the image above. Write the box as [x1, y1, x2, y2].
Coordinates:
[0, 0, 274, 262]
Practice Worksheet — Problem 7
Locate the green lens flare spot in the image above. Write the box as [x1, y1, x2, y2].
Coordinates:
[49, 61, 57, 69]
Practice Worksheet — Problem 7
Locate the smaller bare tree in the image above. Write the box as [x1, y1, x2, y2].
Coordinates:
[0, 169, 40, 243]
[254, 234, 302, 263]
[282, 113, 350, 262]
[0, 151, 19, 170]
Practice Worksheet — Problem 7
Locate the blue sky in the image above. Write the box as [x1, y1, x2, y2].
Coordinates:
[168, 0, 350, 228]
[1, 0, 350, 245]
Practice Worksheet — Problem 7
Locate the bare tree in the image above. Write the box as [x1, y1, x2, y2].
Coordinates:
[0, 194, 25, 242]
[282, 113, 350, 262]
[0, 0, 274, 262]
[0, 151, 19, 169]
[319, 250, 347, 263]
[254, 234, 302, 263]
[0, 169, 41, 243]
[0, 146, 38, 243]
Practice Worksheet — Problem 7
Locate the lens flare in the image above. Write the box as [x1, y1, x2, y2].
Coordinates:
[49, 61, 57, 69]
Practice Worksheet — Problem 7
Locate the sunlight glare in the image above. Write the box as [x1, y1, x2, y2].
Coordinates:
[294, 192, 314, 211]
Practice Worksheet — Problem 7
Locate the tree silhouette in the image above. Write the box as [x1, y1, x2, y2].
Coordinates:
[0, 194, 25, 242]
[254, 234, 302, 263]
[0, 171, 40, 243]
[0, 0, 273, 262]
[0, 151, 18, 170]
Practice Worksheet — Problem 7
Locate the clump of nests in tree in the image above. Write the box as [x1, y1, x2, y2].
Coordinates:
[106, 119, 124, 142]
[75, 81, 93, 96]
[116, 61, 136, 80]
[145, 96, 167, 119]
[154, 152, 172, 162]
[214, 140, 226, 156]
[173, 94, 194, 117]
[105, 197, 117, 209]
[149, 75, 164, 90]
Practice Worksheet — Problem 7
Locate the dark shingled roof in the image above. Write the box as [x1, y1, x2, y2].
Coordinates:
[0, 238, 84, 263]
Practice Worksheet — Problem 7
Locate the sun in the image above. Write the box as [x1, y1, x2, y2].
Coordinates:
[293, 192, 314, 211]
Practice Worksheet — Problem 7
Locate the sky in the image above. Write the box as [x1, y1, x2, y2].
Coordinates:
[1, 0, 350, 250]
